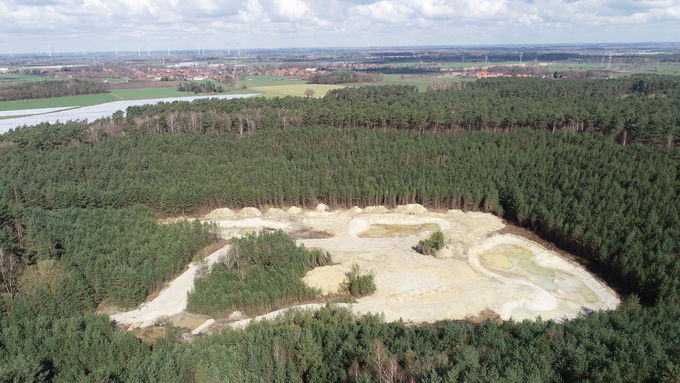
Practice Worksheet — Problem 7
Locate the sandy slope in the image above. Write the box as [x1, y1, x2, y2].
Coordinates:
[111, 245, 230, 327]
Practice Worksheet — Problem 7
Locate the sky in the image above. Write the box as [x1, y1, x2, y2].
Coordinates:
[1, 0, 679, 54]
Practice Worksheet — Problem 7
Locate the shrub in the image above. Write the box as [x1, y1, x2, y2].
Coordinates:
[343, 264, 376, 297]
[417, 231, 445, 256]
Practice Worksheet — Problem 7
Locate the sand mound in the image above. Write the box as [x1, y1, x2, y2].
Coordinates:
[315, 203, 329, 212]
[349, 206, 363, 214]
[287, 206, 303, 215]
[238, 207, 262, 218]
[303, 265, 348, 294]
[364, 205, 389, 213]
[205, 208, 236, 220]
[394, 204, 428, 215]
[264, 208, 288, 219]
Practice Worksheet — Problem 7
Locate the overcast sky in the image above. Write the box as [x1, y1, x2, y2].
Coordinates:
[1, 0, 679, 54]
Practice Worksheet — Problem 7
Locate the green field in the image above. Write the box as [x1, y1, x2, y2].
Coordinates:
[0, 93, 118, 111]
[250, 83, 348, 98]
[237, 75, 306, 88]
[0, 74, 47, 83]
[382, 73, 476, 91]
[0, 86, 235, 112]
[240, 74, 474, 96]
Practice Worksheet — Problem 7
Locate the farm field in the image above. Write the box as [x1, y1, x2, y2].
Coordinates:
[0, 93, 118, 111]
[237, 75, 307, 87]
[249, 83, 348, 97]
[0, 86, 236, 112]
[238, 74, 474, 97]
[0, 73, 47, 82]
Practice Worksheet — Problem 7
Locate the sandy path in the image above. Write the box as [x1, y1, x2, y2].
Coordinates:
[226, 303, 351, 329]
[111, 245, 229, 327]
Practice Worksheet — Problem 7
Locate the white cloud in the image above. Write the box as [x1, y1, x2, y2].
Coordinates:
[0, 0, 678, 52]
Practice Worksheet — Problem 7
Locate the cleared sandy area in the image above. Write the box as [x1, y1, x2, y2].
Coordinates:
[111, 204, 619, 331]
[111, 245, 230, 328]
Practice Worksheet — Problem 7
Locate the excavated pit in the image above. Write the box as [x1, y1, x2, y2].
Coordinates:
[111, 205, 619, 331]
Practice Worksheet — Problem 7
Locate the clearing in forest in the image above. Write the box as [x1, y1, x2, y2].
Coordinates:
[111, 205, 619, 332]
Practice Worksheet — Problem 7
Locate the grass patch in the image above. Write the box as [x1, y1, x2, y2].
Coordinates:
[0, 93, 118, 111]
[0, 74, 46, 82]
[359, 223, 440, 238]
[0, 85, 235, 111]
[237, 75, 307, 88]
[250, 83, 348, 98]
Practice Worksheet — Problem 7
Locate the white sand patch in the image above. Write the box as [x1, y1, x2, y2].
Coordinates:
[110, 207, 620, 330]
[238, 207, 262, 218]
[393, 204, 428, 215]
[264, 208, 288, 219]
[191, 319, 215, 335]
[205, 208, 236, 220]
[287, 206, 303, 215]
[111, 245, 229, 327]
[364, 205, 390, 213]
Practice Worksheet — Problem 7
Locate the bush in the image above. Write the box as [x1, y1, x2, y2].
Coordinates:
[343, 264, 376, 297]
[417, 231, 445, 256]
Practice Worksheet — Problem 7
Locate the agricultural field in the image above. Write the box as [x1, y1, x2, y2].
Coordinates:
[237, 74, 474, 97]
[0, 93, 118, 111]
[249, 83, 348, 97]
[0, 85, 235, 113]
[0, 73, 47, 82]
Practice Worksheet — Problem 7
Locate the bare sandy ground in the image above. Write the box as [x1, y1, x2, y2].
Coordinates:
[110, 204, 620, 331]
[111, 245, 230, 328]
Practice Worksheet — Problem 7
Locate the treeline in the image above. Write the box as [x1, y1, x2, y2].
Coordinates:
[1, 127, 678, 304]
[188, 231, 330, 316]
[0, 79, 109, 101]
[309, 71, 383, 84]
[47, 75, 680, 148]
[0, 79, 679, 381]
[3, 205, 212, 308]
[188, 302, 680, 382]
[176, 81, 224, 94]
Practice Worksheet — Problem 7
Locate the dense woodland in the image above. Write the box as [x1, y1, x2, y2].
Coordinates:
[0, 79, 109, 101]
[188, 231, 330, 316]
[176, 81, 224, 94]
[309, 71, 384, 84]
[0, 77, 679, 381]
[34, 75, 677, 149]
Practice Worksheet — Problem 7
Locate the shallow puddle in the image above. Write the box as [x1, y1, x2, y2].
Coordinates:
[479, 243, 603, 306]
[358, 223, 440, 238]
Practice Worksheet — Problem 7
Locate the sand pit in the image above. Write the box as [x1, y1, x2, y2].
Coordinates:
[111, 205, 619, 330]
